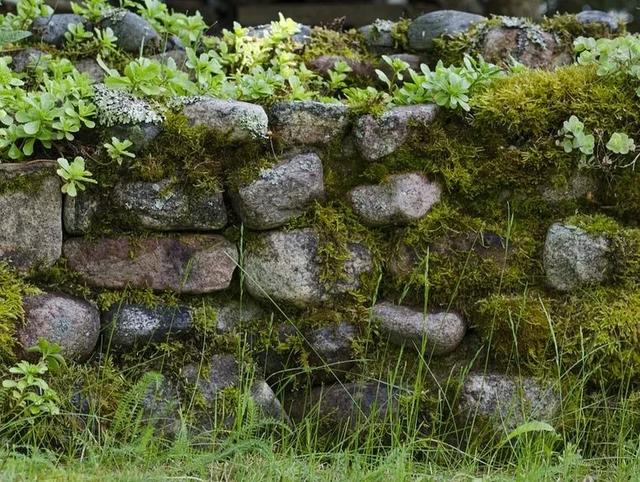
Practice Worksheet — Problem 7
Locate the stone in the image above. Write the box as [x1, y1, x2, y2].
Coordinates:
[349, 172, 441, 227]
[306, 322, 358, 372]
[372, 302, 466, 355]
[543, 223, 611, 292]
[288, 382, 401, 429]
[18, 292, 100, 362]
[102, 304, 193, 352]
[481, 27, 571, 69]
[360, 20, 396, 53]
[246, 23, 312, 44]
[354, 104, 439, 160]
[457, 373, 559, 430]
[74, 58, 105, 83]
[93, 85, 163, 150]
[539, 172, 596, 203]
[0, 161, 62, 271]
[181, 354, 286, 421]
[31, 14, 90, 47]
[576, 10, 621, 32]
[104, 123, 161, 153]
[112, 179, 227, 231]
[209, 297, 268, 333]
[230, 153, 324, 230]
[408, 10, 486, 51]
[10, 48, 47, 73]
[181, 97, 268, 143]
[63, 190, 100, 235]
[63, 235, 237, 294]
[243, 229, 373, 307]
[98, 9, 161, 53]
[269, 101, 350, 147]
[307, 55, 375, 78]
[140, 374, 182, 437]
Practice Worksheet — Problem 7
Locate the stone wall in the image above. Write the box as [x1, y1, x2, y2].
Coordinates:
[0, 7, 634, 435]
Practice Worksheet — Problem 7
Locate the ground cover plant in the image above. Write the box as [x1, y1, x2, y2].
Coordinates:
[1, 1, 640, 480]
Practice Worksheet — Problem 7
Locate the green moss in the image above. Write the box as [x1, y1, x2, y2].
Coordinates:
[96, 288, 178, 312]
[0, 263, 40, 360]
[541, 13, 625, 42]
[390, 203, 539, 313]
[390, 18, 410, 50]
[301, 27, 371, 64]
[472, 64, 640, 140]
[475, 290, 556, 365]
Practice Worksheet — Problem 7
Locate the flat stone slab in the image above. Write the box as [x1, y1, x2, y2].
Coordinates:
[18, 292, 100, 362]
[0, 160, 62, 271]
[243, 228, 373, 307]
[181, 97, 268, 142]
[269, 101, 350, 147]
[63, 235, 237, 293]
[230, 153, 324, 229]
[349, 172, 441, 226]
[354, 104, 439, 161]
[372, 302, 465, 355]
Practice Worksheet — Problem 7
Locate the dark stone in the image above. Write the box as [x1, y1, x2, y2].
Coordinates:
[408, 10, 486, 51]
[31, 14, 90, 47]
[99, 9, 161, 53]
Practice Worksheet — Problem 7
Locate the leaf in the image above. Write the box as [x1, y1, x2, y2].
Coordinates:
[0, 30, 32, 46]
[499, 420, 557, 447]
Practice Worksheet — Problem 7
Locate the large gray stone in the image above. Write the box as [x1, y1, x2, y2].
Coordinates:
[457, 373, 559, 431]
[102, 304, 193, 352]
[208, 297, 268, 333]
[408, 10, 486, 51]
[288, 382, 401, 430]
[181, 354, 286, 421]
[269, 101, 350, 147]
[112, 179, 227, 231]
[543, 223, 611, 292]
[18, 292, 100, 362]
[372, 302, 465, 355]
[63, 235, 237, 293]
[354, 104, 439, 161]
[230, 153, 324, 230]
[181, 98, 268, 143]
[99, 9, 161, 53]
[349, 172, 441, 227]
[0, 161, 62, 271]
[244, 229, 373, 307]
[31, 14, 90, 47]
[360, 19, 396, 53]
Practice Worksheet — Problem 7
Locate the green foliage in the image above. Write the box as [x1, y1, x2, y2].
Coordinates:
[56, 156, 97, 197]
[104, 136, 135, 165]
[0, 29, 31, 46]
[557, 115, 595, 156]
[1, 340, 65, 420]
[396, 55, 502, 111]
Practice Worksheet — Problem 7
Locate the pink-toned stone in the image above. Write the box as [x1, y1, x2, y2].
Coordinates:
[63, 235, 237, 293]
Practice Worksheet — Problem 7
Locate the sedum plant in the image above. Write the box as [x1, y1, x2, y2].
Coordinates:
[104, 136, 135, 165]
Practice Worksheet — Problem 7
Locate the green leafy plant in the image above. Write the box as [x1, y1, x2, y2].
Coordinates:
[56, 156, 97, 196]
[606, 132, 636, 155]
[104, 136, 135, 165]
[64, 22, 93, 45]
[2, 339, 65, 420]
[376, 54, 410, 94]
[0, 29, 31, 46]
[327, 60, 352, 92]
[557, 115, 595, 156]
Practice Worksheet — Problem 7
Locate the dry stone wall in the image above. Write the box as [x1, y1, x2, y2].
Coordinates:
[0, 7, 630, 435]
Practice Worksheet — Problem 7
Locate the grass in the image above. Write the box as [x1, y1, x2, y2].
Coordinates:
[3, 218, 640, 481]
